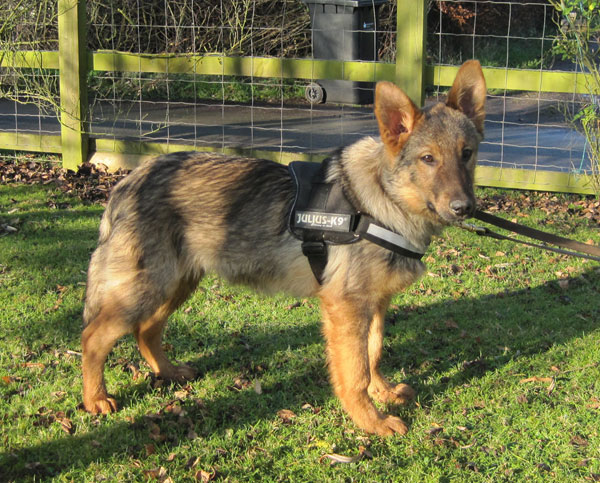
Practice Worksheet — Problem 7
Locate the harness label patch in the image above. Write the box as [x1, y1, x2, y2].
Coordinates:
[294, 211, 352, 232]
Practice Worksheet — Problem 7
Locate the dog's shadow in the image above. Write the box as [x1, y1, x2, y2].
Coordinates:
[3, 268, 599, 479]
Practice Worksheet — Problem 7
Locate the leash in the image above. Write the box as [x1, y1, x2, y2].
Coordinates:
[457, 209, 600, 262]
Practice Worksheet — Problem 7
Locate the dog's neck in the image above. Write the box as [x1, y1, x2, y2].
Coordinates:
[328, 137, 441, 252]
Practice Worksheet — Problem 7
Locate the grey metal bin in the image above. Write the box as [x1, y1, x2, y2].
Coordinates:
[301, 0, 388, 105]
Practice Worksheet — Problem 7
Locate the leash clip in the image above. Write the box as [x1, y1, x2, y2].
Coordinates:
[456, 221, 488, 236]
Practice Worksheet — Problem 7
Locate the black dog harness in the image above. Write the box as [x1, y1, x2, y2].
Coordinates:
[288, 161, 425, 284]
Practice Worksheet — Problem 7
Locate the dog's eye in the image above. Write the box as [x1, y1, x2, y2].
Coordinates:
[462, 148, 473, 162]
[421, 154, 435, 165]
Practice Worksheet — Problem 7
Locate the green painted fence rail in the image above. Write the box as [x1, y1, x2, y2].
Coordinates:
[0, 0, 596, 194]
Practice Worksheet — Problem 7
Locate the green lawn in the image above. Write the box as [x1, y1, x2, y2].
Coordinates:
[1, 179, 599, 482]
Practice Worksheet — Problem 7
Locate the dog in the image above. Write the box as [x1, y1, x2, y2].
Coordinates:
[82, 60, 486, 436]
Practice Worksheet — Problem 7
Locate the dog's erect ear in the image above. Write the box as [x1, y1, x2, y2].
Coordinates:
[375, 81, 422, 157]
[446, 60, 486, 136]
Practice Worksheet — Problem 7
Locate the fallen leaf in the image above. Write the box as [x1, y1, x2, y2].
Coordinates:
[186, 456, 201, 469]
[60, 418, 74, 435]
[516, 393, 528, 404]
[426, 426, 444, 436]
[194, 469, 215, 482]
[444, 319, 459, 329]
[546, 378, 556, 395]
[21, 362, 45, 370]
[587, 398, 600, 409]
[570, 435, 589, 447]
[277, 409, 296, 424]
[174, 389, 189, 400]
[320, 446, 371, 465]
[519, 376, 552, 384]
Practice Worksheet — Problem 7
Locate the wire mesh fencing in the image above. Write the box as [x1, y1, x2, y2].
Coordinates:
[429, 0, 595, 178]
[0, 0, 598, 192]
[0, 0, 61, 155]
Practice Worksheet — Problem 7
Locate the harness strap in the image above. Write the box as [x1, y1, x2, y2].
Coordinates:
[356, 216, 424, 260]
[288, 161, 425, 284]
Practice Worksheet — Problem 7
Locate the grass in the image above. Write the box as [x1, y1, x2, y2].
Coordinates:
[89, 73, 308, 105]
[0, 179, 599, 482]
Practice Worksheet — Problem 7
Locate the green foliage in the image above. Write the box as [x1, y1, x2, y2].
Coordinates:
[551, 0, 600, 195]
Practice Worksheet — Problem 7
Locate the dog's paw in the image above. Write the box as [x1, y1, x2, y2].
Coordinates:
[369, 415, 409, 436]
[85, 396, 118, 414]
[158, 364, 197, 383]
[369, 381, 416, 405]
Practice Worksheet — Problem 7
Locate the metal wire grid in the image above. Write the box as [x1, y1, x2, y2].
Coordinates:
[0, 0, 594, 177]
[430, 0, 591, 175]
[86, 0, 383, 157]
[0, 0, 60, 148]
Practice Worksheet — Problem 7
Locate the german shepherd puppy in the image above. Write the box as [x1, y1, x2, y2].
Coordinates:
[82, 60, 486, 436]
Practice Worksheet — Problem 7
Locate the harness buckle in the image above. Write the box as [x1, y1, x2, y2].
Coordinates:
[301, 240, 327, 257]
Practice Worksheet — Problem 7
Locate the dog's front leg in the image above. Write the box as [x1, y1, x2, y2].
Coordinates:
[320, 293, 409, 436]
[367, 297, 416, 405]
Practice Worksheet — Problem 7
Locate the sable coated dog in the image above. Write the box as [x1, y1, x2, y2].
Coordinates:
[82, 60, 486, 436]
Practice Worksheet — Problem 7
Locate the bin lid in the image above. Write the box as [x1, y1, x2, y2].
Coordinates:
[301, 0, 388, 7]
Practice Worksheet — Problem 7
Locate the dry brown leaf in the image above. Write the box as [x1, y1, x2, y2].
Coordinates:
[277, 409, 296, 423]
[519, 376, 552, 384]
[570, 435, 589, 447]
[186, 456, 201, 469]
[174, 389, 189, 400]
[320, 446, 371, 465]
[21, 362, 45, 370]
[194, 469, 215, 482]
[60, 418, 74, 435]
[427, 425, 444, 436]
[587, 398, 600, 409]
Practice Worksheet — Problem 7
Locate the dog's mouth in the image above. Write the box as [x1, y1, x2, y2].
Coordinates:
[427, 200, 474, 224]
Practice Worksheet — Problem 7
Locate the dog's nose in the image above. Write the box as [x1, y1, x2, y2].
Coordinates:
[449, 199, 473, 217]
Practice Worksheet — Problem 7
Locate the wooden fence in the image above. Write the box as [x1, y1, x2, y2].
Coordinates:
[0, 0, 597, 193]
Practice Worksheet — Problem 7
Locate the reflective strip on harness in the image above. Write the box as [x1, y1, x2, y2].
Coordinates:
[365, 223, 422, 254]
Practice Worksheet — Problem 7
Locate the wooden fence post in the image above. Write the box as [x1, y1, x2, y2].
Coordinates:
[58, 0, 88, 170]
[395, 0, 426, 106]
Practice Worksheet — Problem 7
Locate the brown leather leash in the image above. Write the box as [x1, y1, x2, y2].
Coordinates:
[456, 209, 600, 262]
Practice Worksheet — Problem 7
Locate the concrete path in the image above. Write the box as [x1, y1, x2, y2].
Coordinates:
[0, 96, 590, 172]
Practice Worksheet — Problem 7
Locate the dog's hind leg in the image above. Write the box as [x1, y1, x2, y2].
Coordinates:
[134, 275, 199, 382]
[82, 305, 132, 414]
[367, 297, 416, 405]
[320, 292, 409, 436]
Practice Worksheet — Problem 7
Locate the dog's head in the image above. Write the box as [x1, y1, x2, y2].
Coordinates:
[374, 60, 486, 224]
